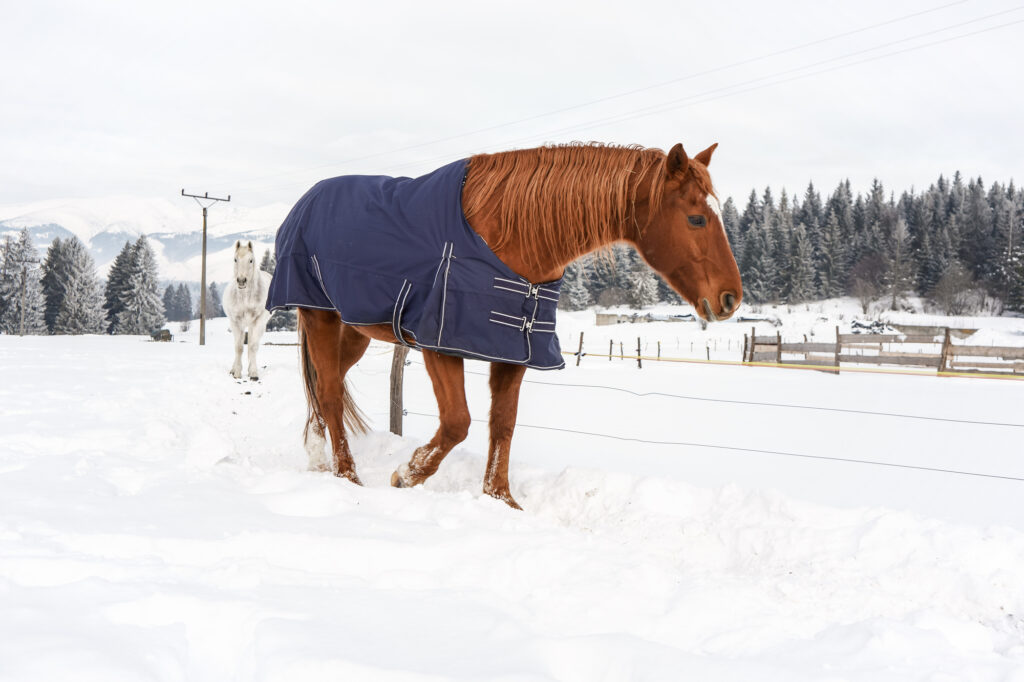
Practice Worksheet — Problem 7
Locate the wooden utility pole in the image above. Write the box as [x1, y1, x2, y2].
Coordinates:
[575, 331, 584, 366]
[181, 190, 231, 346]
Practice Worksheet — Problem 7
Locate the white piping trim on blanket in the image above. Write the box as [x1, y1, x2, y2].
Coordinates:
[311, 255, 339, 310]
[488, 317, 526, 330]
[494, 276, 528, 287]
[437, 242, 455, 345]
[489, 310, 525, 322]
[392, 280, 415, 348]
[267, 302, 336, 312]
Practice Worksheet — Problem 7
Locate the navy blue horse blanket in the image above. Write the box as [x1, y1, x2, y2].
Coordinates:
[266, 159, 565, 370]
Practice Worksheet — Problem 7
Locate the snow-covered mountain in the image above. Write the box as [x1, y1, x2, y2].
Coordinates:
[0, 196, 291, 283]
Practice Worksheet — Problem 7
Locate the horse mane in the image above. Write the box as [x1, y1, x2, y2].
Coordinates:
[463, 142, 670, 267]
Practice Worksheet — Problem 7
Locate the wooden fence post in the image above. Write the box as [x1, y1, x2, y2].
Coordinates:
[939, 327, 952, 373]
[776, 331, 782, 365]
[657, 341, 661, 359]
[576, 331, 584, 366]
[389, 345, 410, 436]
[609, 339, 613, 361]
[636, 337, 642, 368]
[620, 341, 624, 360]
[834, 325, 841, 374]
[742, 333, 748, 363]
[750, 326, 756, 362]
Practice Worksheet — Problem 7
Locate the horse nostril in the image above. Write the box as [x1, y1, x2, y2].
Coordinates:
[721, 291, 737, 313]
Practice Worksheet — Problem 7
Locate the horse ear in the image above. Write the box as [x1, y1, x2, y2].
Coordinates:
[235, 240, 240, 249]
[248, 241, 253, 249]
[666, 143, 689, 176]
[694, 143, 718, 167]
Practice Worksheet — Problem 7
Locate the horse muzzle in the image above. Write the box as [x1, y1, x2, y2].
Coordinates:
[699, 291, 739, 322]
[236, 278, 248, 289]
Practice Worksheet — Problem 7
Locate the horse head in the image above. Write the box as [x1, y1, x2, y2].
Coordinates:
[233, 240, 256, 290]
[633, 143, 742, 321]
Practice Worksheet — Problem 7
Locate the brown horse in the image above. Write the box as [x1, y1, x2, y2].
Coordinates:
[295, 142, 741, 509]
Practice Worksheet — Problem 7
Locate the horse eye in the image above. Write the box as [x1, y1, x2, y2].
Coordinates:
[688, 215, 707, 228]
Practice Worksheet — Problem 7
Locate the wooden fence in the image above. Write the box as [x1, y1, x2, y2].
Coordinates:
[742, 326, 1024, 375]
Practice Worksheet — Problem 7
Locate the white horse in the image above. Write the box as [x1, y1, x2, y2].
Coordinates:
[222, 241, 272, 380]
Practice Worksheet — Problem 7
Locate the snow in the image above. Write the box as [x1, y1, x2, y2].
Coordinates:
[2, 308, 1024, 680]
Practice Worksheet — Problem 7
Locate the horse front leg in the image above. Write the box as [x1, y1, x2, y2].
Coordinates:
[229, 318, 244, 379]
[391, 350, 470, 489]
[246, 311, 269, 380]
[484, 362, 527, 509]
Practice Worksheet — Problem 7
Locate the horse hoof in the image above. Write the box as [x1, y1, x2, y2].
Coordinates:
[485, 488, 523, 510]
[391, 463, 413, 488]
[336, 470, 363, 486]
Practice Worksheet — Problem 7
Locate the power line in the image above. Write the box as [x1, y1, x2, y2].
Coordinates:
[404, 410, 1024, 483]
[224, 1, 984, 194]
[245, 11, 1024, 196]
[397, 359, 1024, 429]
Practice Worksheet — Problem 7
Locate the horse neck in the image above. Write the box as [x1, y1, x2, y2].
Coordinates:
[466, 159, 657, 283]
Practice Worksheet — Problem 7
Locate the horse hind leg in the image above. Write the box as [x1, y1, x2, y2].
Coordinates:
[298, 309, 370, 482]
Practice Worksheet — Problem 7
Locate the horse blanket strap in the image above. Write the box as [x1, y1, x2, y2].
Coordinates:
[266, 158, 565, 370]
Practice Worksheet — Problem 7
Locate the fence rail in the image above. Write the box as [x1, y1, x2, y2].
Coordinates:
[742, 325, 1024, 376]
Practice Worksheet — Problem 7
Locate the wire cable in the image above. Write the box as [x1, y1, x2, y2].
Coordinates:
[392, 358, 1024, 429]
[229, 3, 1013, 196]
[404, 410, 1024, 483]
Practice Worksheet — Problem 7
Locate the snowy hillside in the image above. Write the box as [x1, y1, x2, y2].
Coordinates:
[2, 312, 1023, 680]
[0, 196, 290, 282]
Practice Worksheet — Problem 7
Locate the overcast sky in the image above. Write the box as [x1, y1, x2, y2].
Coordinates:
[3, 0, 1022, 209]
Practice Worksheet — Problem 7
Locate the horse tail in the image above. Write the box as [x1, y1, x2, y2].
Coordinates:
[298, 313, 369, 446]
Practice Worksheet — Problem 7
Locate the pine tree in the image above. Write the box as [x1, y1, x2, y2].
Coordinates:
[104, 240, 134, 333]
[559, 261, 592, 311]
[740, 224, 775, 303]
[721, 197, 742, 255]
[163, 285, 178, 321]
[627, 267, 659, 308]
[771, 189, 793, 300]
[961, 177, 995, 283]
[786, 222, 815, 303]
[40, 237, 68, 332]
[881, 217, 914, 310]
[204, 282, 225, 318]
[0, 228, 46, 335]
[260, 249, 276, 274]
[0, 235, 14, 326]
[53, 245, 108, 335]
[174, 283, 193, 321]
[815, 209, 847, 298]
[113, 236, 165, 334]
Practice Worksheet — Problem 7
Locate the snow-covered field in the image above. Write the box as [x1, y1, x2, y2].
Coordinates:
[2, 306, 1024, 681]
